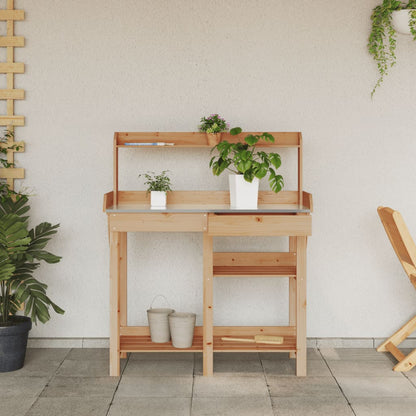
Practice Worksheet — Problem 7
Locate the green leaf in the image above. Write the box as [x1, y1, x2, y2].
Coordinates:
[269, 172, 284, 193]
[244, 135, 259, 146]
[243, 171, 254, 182]
[269, 153, 282, 169]
[230, 127, 242, 136]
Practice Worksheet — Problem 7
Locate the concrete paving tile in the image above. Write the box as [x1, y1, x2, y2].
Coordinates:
[82, 338, 109, 348]
[66, 348, 109, 361]
[337, 376, 416, 398]
[192, 397, 273, 416]
[0, 376, 49, 397]
[27, 338, 83, 348]
[211, 352, 260, 361]
[320, 348, 390, 362]
[194, 358, 263, 376]
[272, 396, 354, 416]
[260, 349, 322, 361]
[266, 375, 343, 397]
[262, 358, 332, 377]
[0, 397, 37, 416]
[56, 358, 126, 377]
[193, 375, 269, 397]
[25, 397, 111, 416]
[0, 360, 62, 378]
[350, 397, 416, 416]
[123, 359, 193, 377]
[41, 376, 119, 398]
[327, 359, 403, 377]
[109, 397, 191, 416]
[25, 348, 70, 361]
[317, 339, 374, 348]
[129, 352, 194, 361]
[115, 375, 193, 398]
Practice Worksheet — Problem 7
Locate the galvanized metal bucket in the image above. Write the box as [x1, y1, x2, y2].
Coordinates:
[147, 295, 174, 343]
[168, 312, 196, 348]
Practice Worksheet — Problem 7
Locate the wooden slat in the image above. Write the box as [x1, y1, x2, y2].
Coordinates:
[213, 265, 296, 277]
[0, 10, 24, 20]
[120, 325, 296, 337]
[394, 348, 416, 372]
[296, 236, 307, 376]
[377, 315, 416, 352]
[385, 342, 406, 362]
[0, 167, 24, 179]
[109, 212, 207, 232]
[119, 232, 128, 360]
[0, 89, 24, 99]
[0, 115, 24, 126]
[120, 334, 296, 353]
[203, 234, 214, 376]
[103, 191, 114, 212]
[289, 237, 297, 359]
[109, 231, 120, 376]
[378, 207, 416, 290]
[214, 252, 296, 267]
[0, 36, 24, 47]
[303, 192, 313, 212]
[0, 62, 24, 73]
[117, 190, 302, 206]
[116, 131, 301, 147]
[0, 140, 24, 152]
[208, 214, 312, 236]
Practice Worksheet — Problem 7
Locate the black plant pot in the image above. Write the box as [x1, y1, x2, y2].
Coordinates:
[0, 316, 32, 372]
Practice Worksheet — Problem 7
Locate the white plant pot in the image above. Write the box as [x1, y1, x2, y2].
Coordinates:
[392, 10, 415, 35]
[150, 191, 167, 209]
[229, 174, 259, 209]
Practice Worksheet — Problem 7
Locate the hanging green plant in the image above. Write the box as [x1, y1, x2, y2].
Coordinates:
[368, 0, 416, 97]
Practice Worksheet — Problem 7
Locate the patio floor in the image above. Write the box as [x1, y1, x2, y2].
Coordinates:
[1, 348, 416, 415]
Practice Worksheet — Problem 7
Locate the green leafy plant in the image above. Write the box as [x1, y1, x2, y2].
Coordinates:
[209, 128, 284, 193]
[139, 170, 173, 193]
[0, 130, 22, 169]
[368, 0, 416, 97]
[0, 188, 64, 325]
[199, 114, 229, 134]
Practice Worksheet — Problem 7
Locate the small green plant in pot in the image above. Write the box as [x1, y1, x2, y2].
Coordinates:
[368, 0, 416, 97]
[139, 170, 172, 209]
[0, 185, 64, 372]
[209, 128, 284, 209]
[199, 114, 229, 146]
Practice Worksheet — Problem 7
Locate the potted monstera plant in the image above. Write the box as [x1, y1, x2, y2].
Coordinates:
[368, 0, 416, 96]
[209, 128, 284, 209]
[0, 186, 64, 372]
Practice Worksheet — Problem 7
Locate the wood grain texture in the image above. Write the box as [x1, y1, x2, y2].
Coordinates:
[208, 214, 312, 236]
[109, 212, 207, 232]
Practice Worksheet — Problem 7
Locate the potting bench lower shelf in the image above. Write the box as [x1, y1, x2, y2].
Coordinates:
[104, 190, 312, 377]
[119, 327, 297, 353]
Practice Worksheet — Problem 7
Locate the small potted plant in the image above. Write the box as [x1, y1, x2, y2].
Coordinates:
[0, 185, 64, 372]
[139, 170, 172, 209]
[199, 114, 229, 146]
[209, 128, 284, 209]
[368, 0, 416, 97]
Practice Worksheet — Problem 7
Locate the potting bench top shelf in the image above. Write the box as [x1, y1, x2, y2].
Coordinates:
[112, 131, 304, 206]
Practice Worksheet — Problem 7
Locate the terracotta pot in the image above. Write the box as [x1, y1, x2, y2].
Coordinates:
[206, 133, 222, 146]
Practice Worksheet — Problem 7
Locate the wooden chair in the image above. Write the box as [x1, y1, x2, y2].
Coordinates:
[377, 206, 416, 371]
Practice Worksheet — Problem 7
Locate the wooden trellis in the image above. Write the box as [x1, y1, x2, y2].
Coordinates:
[0, 0, 24, 191]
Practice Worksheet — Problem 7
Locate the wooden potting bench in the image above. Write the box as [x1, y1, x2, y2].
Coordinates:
[103, 131, 312, 377]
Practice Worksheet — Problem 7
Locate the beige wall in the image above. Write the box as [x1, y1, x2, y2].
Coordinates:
[14, 0, 416, 338]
